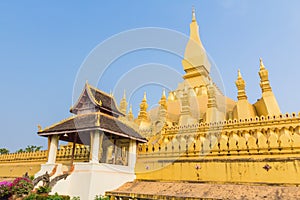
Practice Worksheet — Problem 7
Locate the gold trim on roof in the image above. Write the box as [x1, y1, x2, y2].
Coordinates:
[39, 113, 97, 133]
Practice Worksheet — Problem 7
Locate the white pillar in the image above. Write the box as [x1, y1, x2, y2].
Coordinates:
[47, 135, 59, 164]
[128, 140, 137, 170]
[90, 131, 100, 163]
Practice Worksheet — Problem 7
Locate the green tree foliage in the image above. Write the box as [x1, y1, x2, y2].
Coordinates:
[25, 145, 42, 152]
[0, 148, 9, 154]
[16, 145, 43, 153]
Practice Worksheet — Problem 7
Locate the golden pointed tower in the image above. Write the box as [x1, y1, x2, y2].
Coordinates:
[207, 82, 217, 108]
[182, 7, 211, 87]
[206, 81, 225, 122]
[254, 58, 281, 116]
[259, 58, 272, 93]
[233, 69, 256, 119]
[119, 90, 128, 115]
[235, 69, 247, 100]
[127, 104, 134, 121]
[137, 92, 149, 121]
[158, 89, 168, 121]
[159, 89, 167, 110]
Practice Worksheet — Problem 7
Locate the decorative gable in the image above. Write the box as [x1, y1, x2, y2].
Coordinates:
[70, 82, 124, 117]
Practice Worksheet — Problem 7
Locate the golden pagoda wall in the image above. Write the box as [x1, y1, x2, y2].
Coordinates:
[135, 113, 300, 184]
[0, 146, 89, 178]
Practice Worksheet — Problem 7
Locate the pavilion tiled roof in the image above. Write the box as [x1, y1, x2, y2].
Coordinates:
[38, 113, 146, 142]
[70, 83, 124, 116]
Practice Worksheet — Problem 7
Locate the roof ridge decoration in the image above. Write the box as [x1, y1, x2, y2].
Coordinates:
[39, 113, 93, 133]
[70, 82, 124, 116]
[86, 83, 102, 107]
[38, 112, 146, 142]
[70, 82, 100, 113]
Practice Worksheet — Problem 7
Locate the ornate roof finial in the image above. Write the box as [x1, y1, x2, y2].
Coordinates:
[192, 6, 196, 22]
[37, 124, 42, 132]
[143, 92, 147, 101]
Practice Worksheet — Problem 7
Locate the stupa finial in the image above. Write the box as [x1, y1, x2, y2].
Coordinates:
[238, 69, 242, 78]
[192, 6, 196, 22]
[260, 58, 265, 69]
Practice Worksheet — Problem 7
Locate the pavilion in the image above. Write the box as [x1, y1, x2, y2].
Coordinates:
[35, 82, 146, 199]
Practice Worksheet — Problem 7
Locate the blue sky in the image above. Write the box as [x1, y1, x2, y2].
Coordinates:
[1, 1, 300, 151]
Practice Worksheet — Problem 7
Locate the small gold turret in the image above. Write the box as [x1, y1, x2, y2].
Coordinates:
[159, 89, 167, 110]
[158, 89, 168, 122]
[233, 69, 257, 120]
[207, 82, 217, 108]
[168, 91, 175, 101]
[127, 104, 134, 121]
[119, 90, 128, 115]
[259, 58, 272, 93]
[206, 82, 224, 122]
[254, 58, 281, 116]
[235, 69, 247, 100]
[137, 92, 149, 121]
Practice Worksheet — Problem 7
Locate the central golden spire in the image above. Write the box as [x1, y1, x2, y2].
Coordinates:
[182, 7, 211, 87]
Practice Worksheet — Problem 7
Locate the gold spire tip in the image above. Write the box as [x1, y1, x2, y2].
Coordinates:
[260, 58, 265, 69]
[192, 6, 196, 21]
[162, 88, 166, 97]
[143, 92, 147, 100]
[238, 69, 242, 78]
[123, 89, 126, 99]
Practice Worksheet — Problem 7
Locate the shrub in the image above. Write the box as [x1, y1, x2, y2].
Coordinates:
[94, 195, 109, 200]
[36, 185, 51, 194]
[11, 177, 34, 197]
[24, 193, 71, 200]
[0, 181, 12, 199]
[23, 193, 38, 200]
[47, 193, 70, 200]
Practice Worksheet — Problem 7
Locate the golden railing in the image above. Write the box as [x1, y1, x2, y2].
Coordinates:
[138, 113, 300, 157]
[0, 146, 89, 163]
